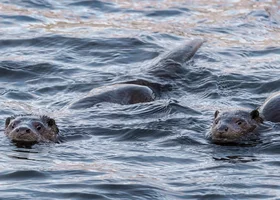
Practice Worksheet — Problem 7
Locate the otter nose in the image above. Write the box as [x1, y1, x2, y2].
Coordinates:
[16, 127, 31, 134]
[218, 124, 228, 134]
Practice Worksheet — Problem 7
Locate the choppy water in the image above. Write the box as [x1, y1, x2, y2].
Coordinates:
[1, 0, 280, 199]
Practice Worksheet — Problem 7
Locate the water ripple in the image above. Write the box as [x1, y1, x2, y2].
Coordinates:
[1, 0, 280, 199]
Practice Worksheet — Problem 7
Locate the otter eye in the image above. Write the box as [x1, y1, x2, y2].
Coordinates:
[215, 119, 219, 124]
[236, 120, 243, 125]
[10, 122, 17, 129]
[36, 125, 42, 131]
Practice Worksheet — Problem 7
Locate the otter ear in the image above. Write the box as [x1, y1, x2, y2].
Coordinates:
[5, 117, 12, 128]
[42, 116, 56, 127]
[47, 117, 59, 134]
[250, 110, 259, 119]
[47, 118, 56, 127]
[214, 110, 219, 118]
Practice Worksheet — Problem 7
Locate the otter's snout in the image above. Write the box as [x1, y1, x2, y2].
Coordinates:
[10, 126, 38, 141]
[217, 124, 229, 135]
[15, 127, 32, 134]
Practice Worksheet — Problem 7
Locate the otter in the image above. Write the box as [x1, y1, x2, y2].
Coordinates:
[5, 115, 59, 143]
[69, 39, 204, 109]
[209, 109, 262, 144]
[209, 92, 280, 144]
[69, 84, 155, 109]
[146, 39, 204, 78]
[258, 92, 280, 123]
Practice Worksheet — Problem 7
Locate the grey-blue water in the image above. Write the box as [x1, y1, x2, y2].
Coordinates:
[1, 0, 280, 199]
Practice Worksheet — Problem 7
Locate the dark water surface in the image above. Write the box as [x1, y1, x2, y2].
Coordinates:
[1, 0, 280, 199]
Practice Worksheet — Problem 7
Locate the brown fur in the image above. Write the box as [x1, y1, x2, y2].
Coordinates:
[209, 109, 262, 144]
[258, 92, 280, 123]
[5, 115, 59, 143]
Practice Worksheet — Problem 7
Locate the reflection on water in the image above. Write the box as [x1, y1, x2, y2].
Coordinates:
[1, 0, 280, 199]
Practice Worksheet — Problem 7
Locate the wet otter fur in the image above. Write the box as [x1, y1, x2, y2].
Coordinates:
[69, 84, 155, 109]
[5, 115, 59, 143]
[70, 39, 204, 109]
[209, 109, 262, 144]
[259, 92, 280, 123]
[210, 92, 280, 144]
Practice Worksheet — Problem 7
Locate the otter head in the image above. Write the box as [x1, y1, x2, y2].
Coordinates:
[4, 115, 59, 143]
[210, 109, 262, 144]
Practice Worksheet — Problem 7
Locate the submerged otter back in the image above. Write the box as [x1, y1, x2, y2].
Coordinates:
[259, 92, 280, 123]
[69, 84, 155, 109]
[69, 39, 204, 109]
